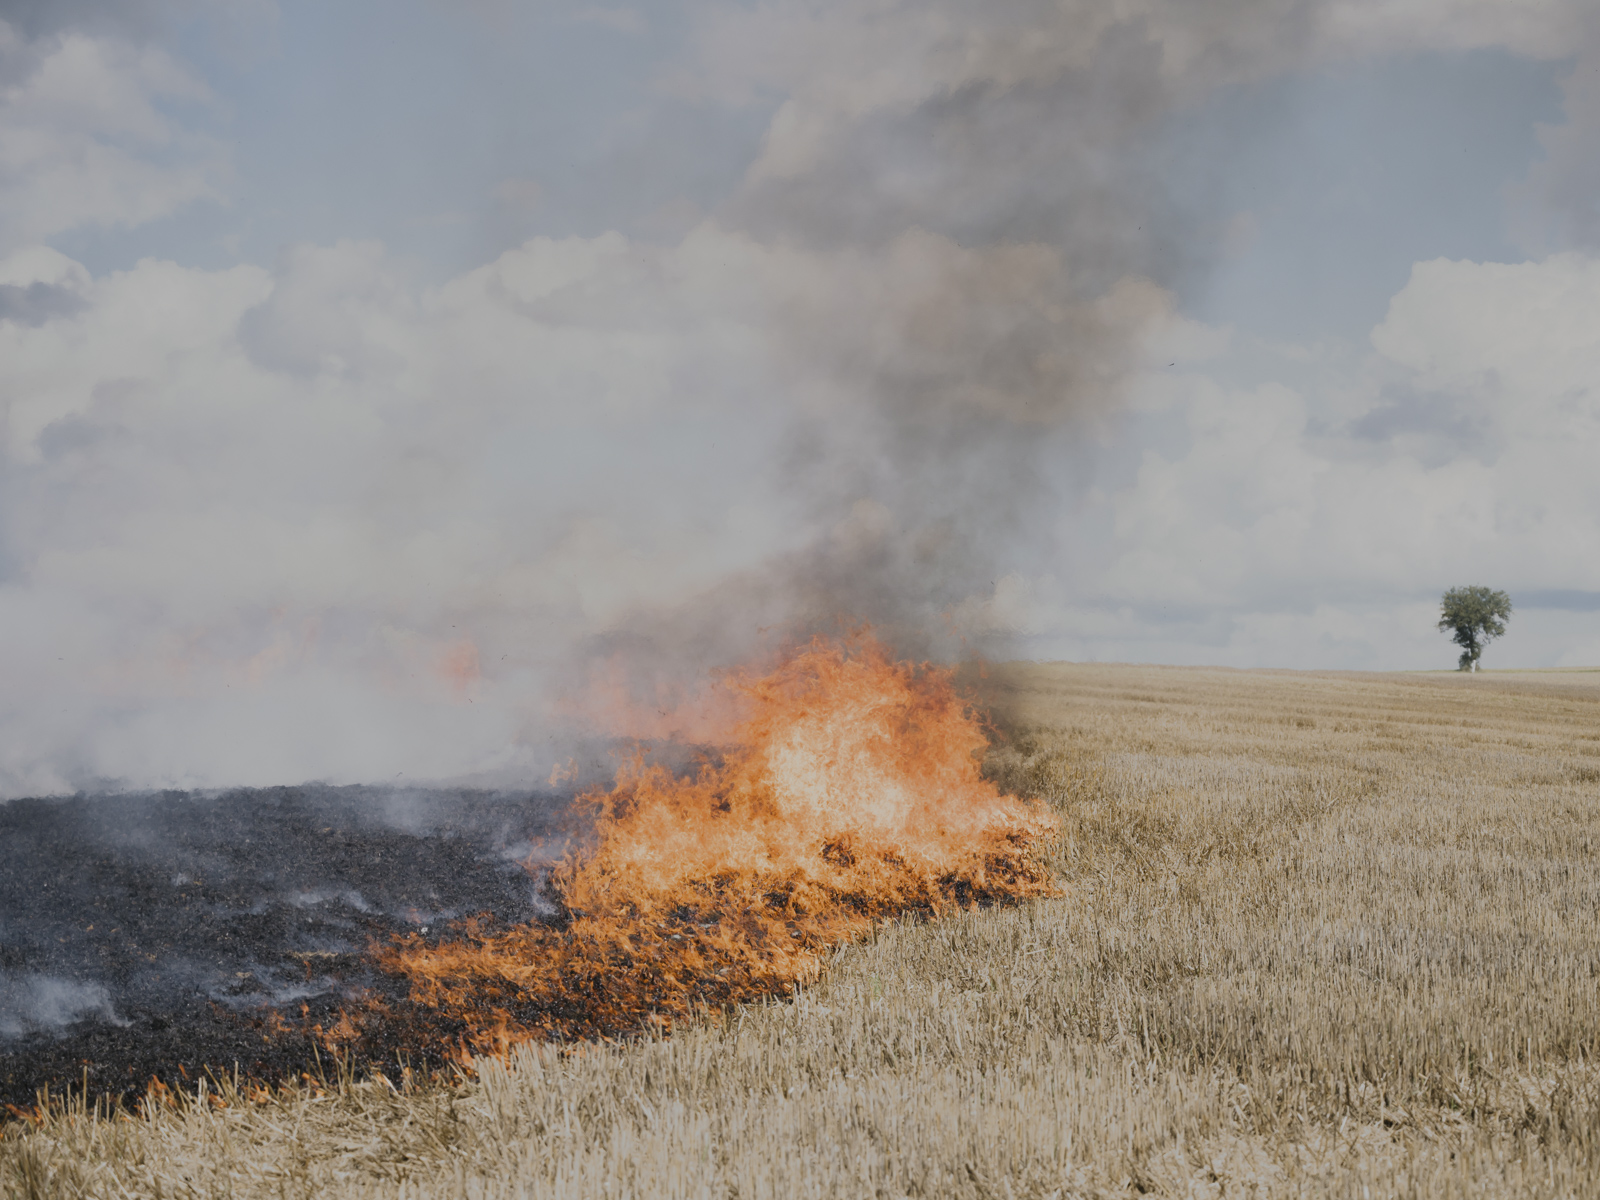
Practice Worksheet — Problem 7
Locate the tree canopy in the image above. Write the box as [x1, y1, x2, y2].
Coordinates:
[1438, 586, 1512, 672]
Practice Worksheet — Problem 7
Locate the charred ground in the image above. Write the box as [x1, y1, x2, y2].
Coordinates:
[0, 785, 571, 1111]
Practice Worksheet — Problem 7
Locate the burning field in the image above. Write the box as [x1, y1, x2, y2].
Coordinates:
[10, 665, 1600, 1198]
[1, 631, 1057, 1112]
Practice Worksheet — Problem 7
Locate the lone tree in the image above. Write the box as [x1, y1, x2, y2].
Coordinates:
[1438, 586, 1512, 672]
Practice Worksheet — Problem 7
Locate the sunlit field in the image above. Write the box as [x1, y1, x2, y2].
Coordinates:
[5, 663, 1599, 1199]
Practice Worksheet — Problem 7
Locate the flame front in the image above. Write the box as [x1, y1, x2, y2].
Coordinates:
[366, 631, 1057, 1055]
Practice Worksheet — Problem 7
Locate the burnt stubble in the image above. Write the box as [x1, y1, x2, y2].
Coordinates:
[0, 786, 568, 1111]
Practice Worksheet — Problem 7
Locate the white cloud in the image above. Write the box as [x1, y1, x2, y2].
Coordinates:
[0, 21, 224, 251]
[1374, 254, 1600, 411]
[1001, 250, 1600, 669]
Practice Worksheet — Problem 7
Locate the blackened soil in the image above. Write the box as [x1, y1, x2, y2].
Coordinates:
[0, 785, 572, 1113]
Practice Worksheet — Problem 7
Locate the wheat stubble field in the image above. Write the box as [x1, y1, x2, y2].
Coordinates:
[5, 663, 1600, 1199]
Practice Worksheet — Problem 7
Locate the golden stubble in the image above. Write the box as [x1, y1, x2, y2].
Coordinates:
[6, 664, 1600, 1198]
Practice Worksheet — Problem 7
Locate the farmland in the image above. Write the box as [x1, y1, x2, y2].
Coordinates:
[5, 663, 1599, 1198]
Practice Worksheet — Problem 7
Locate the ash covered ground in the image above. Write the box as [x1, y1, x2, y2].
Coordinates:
[0, 786, 571, 1111]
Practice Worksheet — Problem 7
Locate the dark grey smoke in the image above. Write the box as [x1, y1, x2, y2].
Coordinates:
[598, 4, 1317, 670]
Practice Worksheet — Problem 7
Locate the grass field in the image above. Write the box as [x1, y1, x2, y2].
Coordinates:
[5, 663, 1600, 1199]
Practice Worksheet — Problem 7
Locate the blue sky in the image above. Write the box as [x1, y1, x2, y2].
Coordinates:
[53, 1, 771, 273]
[3, 0, 1600, 794]
[1183, 49, 1565, 337]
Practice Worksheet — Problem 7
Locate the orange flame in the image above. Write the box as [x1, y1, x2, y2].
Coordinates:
[366, 629, 1056, 1054]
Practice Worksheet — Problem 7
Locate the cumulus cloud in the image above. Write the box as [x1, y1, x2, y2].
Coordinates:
[0, 18, 225, 252]
[996, 250, 1600, 668]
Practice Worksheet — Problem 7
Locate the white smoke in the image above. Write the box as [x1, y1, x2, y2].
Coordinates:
[0, 970, 124, 1038]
